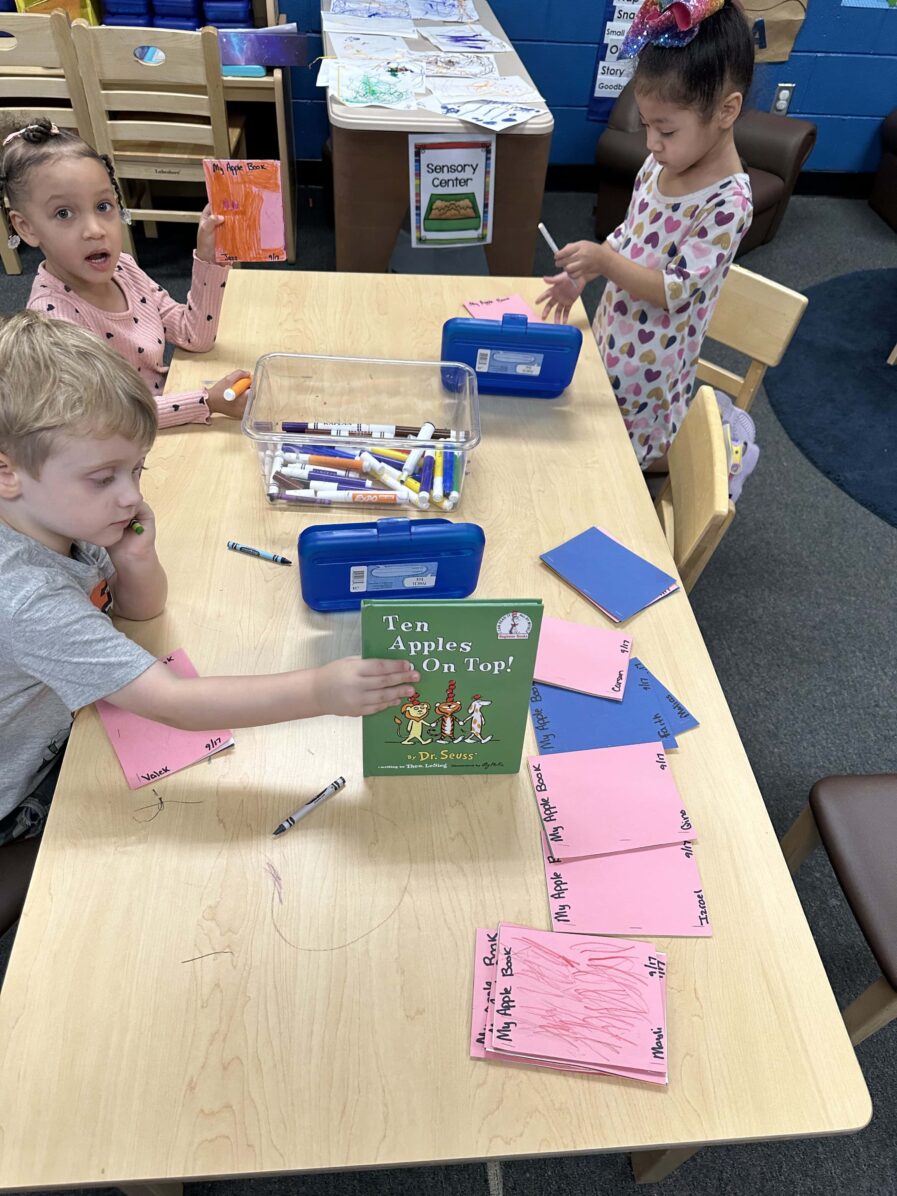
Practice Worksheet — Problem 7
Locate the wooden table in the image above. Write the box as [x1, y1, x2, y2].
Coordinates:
[0, 273, 870, 1193]
[323, 0, 553, 275]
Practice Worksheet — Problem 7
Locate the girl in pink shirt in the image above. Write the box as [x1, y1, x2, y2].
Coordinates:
[1, 119, 249, 429]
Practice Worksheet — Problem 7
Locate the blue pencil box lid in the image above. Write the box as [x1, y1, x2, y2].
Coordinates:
[298, 517, 485, 612]
[441, 313, 582, 399]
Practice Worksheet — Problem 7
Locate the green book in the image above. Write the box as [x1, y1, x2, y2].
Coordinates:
[362, 598, 543, 777]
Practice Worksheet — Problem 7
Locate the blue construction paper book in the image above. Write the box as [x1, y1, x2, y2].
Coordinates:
[540, 526, 678, 623]
[629, 657, 699, 738]
[530, 668, 675, 756]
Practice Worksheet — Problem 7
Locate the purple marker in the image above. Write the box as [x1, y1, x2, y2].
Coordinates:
[418, 449, 436, 508]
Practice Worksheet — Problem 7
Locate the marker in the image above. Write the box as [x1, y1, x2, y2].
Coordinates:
[223, 376, 252, 402]
[433, 450, 444, 503]
[447, 433, 461, 506]
[418, 449, 436, 509]
[129, 519, 144, 535]
[273, 776, 346, 836]
[278, 463, 364, 481]
[279, 489, 414, 505]
[282, 421, 455, 438]
[401, 421, 436, 480]
[227, 540, 291, 565]
[282, 444, 358, 461]
[538, 221, 559, 255]
[360, 453, 421, 500]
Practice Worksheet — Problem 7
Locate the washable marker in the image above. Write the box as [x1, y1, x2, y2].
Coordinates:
[361, 453, 422, 499]
[129, 519, 144, 535]
[279, 463, 361, 481]
[433, 450, 444, 503]
[538, 221, 559, 255]
[273, 471, 375, 492]
[442, 447, 454, 501]
[227, 540, 292, 566]
[223, 376, 252, 402]
[418, 449, 436, 508]
[306, 478, 377, 492]
[401, 421, 436, 479]
[282, 444, 358, 461]
[281, 489, 413, 505]
[273, 776, 346, 836]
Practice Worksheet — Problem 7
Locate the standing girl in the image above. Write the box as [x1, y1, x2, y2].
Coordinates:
[1, 119, 248, 429]
[538, 0, 754, 469]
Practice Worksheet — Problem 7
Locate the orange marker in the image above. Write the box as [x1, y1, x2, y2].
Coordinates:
[223, 376, 252, 402]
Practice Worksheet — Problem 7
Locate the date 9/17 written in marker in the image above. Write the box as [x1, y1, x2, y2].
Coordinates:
[227, 540, 292, 566]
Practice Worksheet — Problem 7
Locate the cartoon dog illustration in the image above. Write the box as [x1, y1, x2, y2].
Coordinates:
[394, 693, 432, 744]
[460, 693, 493, 743]
[432, 679, 463, 743]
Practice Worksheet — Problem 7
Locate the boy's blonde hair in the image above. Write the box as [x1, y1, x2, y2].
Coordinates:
[0, 311, 157, 476]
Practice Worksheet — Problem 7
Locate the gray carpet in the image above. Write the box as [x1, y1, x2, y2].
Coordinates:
[1, 190, 896, 1196]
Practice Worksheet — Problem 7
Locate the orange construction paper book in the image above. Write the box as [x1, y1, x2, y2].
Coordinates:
[203, 159, 286, 264]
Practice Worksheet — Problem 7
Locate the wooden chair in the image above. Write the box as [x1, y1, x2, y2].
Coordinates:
[70, 22, 245, 258]
[654, 385, 735, 593]
[696, 264, 808, 412]
[0, 10, 92, 276]
[781, 775, 897, 1048]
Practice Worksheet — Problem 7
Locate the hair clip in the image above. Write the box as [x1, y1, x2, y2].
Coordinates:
[6, 232, 20, 249]
[2, 122, 61, 148]
[120, 208, 133, 226]
[619, 0, 725, 58]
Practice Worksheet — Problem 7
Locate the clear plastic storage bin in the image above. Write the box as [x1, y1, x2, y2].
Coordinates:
[242, 353, 480, 511]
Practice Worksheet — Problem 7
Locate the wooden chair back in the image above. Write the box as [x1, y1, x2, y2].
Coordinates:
[0, 10, 92, 275]
[655, 385, 735, 593]
[697, 264, 808, 411]
[70, 22, 232, 254]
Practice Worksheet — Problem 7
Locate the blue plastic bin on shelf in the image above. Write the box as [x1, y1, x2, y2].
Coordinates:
[203, 0, 251, 19]
[153, 0, 200, 15]
[104, 11, 153, 23]
[153, 14, 200, 25]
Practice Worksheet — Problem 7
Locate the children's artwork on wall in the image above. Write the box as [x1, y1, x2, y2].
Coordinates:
[203, 160, 286, 264]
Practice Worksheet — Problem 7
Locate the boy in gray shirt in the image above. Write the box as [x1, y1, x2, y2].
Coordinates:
[0, 313, 419, 932]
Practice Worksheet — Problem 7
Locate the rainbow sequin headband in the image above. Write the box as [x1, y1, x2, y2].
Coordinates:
[2, 122, 60, 147]
[618, 0, 726, 59]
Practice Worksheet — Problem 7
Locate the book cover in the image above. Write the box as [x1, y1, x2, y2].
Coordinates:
[361, 598, 542, 776]
[202, 159, 286, 264]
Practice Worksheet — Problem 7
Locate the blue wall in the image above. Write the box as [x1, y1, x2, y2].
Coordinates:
[285, 0, 897, 171]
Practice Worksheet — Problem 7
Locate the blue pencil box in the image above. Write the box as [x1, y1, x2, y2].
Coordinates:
[441, 313, 582, 399]
[104, 11, 152, 22]
[153, 0, 199, 15]
[152, 14, 199, 25]
[203, 0, 251, 18]
[298, 517, 485, 612]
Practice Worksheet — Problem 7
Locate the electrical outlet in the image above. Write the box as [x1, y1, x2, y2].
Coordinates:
[772, 83, 795, 115]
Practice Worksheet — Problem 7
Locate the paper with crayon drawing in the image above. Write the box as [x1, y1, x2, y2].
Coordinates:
[542, 837, 713, 937]
[475, 923, 668, 1081]
[527, 743, 695, 859]
[540, 526, 678, 623]
[96, 649, 234, 789]
[203, 159, 286, 264]
[534, 615, 632, 700]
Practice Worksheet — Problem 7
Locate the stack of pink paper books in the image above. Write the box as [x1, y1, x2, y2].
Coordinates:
[527, 741, 713, 937]
[470, 923, 668, 1084]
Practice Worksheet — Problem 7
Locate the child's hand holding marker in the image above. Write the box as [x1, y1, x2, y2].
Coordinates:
[536, 220, 585, 325]
[206, 370, 252, 419]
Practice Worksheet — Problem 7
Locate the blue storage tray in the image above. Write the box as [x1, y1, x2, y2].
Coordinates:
[441, 312, 582, 399]
[203, 0, 251, 17]
[153, 0, 200, 14]
[104, 12, 152, 23]
[152, 14, 199, 25]
[298, 517, 485, 612]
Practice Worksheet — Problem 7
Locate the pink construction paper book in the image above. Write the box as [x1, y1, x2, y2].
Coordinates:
[95, 648, 234, 789]
[470, 927, 668, 1083]
[543, 837, 713, 937]
[463, 294, 540, 322]
[486, 923, 667, 1080]
[203, 159, 286, 264]
[527, 743, 695, 859]
[534, 615, 632, 700]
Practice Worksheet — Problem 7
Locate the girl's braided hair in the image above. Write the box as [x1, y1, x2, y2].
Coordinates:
[0, 118, 127, 213]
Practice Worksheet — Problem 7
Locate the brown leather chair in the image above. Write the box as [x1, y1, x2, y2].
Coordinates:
[780, 775, 897, 1047]
[869, 109, 897, 233]
[594, 80, 817, 256]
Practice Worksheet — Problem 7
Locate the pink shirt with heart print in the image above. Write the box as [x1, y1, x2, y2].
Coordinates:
[593, 154, 752, 467]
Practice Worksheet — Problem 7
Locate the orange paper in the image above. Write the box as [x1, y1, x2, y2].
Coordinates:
[203, 159, 286, 264]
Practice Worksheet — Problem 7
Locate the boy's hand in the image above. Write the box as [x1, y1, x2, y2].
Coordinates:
[107, 498, 157, 566]
[311, 657, 420, 717]
[196, 203, 224, 264]
[555, 239, 606, 283]
[207, 370, 252, 418]
[536, 273, 584, 324]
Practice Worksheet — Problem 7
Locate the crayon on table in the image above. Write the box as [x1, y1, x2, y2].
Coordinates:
[227, 540, 292, 566]
[273, 776, 346, 836]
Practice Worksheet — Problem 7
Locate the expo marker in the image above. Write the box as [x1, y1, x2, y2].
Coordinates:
[280, 489, 413, 506]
